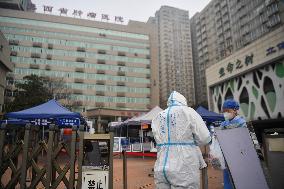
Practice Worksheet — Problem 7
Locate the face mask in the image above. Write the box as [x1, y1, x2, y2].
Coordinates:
[224, 112, 234, 120]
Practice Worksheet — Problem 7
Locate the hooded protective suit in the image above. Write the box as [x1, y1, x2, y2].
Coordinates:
[152, 91, 211, 189]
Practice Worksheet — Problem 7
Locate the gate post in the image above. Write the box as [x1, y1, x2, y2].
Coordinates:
[69, 125, 78, 189]
[32, 126, 40, 181]
[52, 125, 59, 183]
[46, 124, 55, 189]
[76, 124, 85, 189]
[0, 123, 7, 176]
[20, 123, 31, 189]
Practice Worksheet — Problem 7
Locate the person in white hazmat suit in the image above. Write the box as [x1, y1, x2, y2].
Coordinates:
[152, 91, 211, 189]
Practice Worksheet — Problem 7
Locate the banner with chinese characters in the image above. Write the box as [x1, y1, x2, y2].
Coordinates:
[29, 118, 80, 127]
[56, 118, 80, 126]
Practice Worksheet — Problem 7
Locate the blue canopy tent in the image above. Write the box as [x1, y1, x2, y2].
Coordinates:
[4, 99, 84, 127]
[196, 106, 224, 124]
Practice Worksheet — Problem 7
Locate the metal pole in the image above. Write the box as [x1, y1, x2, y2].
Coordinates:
[98, 115, 102, 133]
[68, 125, 77, 189]
[141, 125, 144, 159]
[123, 150, 127, 189]
[42, 126, 44, 157]
[201, 146, 208, 189]
[109, 132, 114, 189]
[127, 125, 128, 137]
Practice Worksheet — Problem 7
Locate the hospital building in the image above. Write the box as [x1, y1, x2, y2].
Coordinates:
[0, 8, 159, 126]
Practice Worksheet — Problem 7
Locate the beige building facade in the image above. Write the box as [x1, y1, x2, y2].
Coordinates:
[206, 25, 284, 120]
[0, 31, 13, 114]
[0, 8, 159, 120]
[191, 0, 284, 105]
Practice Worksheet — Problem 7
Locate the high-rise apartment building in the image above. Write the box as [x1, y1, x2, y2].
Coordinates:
[191, 1, 220, 105]
[231, 0, 284, 49]
[0, 0, 35, 11]
[0, 8, 159, 121]
[151, 6, 195, 108]
[191, 0, 284, 105]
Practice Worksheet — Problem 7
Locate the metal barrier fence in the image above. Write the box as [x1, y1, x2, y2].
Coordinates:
[0, 123, 85, 189]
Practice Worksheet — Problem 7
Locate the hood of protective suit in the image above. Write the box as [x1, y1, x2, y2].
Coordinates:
[167, 91, 188, 107]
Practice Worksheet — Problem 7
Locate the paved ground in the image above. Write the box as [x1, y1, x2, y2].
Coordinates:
[1, 155, 223, 189]
[113, 156, 223, 189]
[113, 157, 155, 189]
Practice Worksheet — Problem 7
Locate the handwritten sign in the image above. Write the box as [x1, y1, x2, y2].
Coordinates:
[82, 170, 108, 189]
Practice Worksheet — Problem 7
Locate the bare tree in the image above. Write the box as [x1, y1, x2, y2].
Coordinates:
[43, 76, 74, 109]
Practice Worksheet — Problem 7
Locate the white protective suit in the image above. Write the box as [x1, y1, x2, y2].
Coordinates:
[152, 91, 211, 189]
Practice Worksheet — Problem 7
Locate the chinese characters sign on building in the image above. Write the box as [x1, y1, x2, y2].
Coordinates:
[219, 53, 254, 78]
[266, 41, 284, 56]
[43, 5, 124, 23]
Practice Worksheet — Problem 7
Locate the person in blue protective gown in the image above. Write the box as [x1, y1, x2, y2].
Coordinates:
[221, 99, 247, 189]
[221, 99, 247, 129]
[152, 91, 211, 189]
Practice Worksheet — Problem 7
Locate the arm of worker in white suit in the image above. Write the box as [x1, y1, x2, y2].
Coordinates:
[188, 107, 211, 146]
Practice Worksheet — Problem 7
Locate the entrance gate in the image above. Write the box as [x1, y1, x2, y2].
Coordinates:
[0, 123, 86, 189]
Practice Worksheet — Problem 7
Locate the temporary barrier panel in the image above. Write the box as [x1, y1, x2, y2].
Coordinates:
[216, 127, 269, 189]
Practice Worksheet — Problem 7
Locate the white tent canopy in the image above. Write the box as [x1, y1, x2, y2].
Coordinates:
[123, 106, 163, 125]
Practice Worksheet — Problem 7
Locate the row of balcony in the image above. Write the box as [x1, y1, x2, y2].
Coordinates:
[72, 79, 152, 89]
[8, 41, 148, 58]
[10, 51, 151, 69]
[71, 90, 151, 98]
[27, 63, 150, 78]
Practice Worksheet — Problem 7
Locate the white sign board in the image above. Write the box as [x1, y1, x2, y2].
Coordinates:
[82, 170, 108, 189]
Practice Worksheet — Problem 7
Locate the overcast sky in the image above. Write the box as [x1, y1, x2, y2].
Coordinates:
[33, 0, 210, 23]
